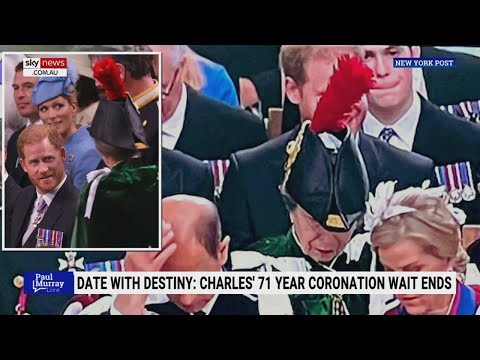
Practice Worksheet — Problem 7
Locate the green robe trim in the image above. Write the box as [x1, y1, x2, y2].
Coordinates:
[71, 158, 159, 248]
[247, 229, 374, 315]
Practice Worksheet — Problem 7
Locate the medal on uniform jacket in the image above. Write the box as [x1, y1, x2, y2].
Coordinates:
[84, 259, 124, 272]
[460, 162, 476, 201]
[13, 275, 29, 315]
[58, 252, 85, 271]
[66, 153, 75, 176]
[441, 101, 480, 123]
[36, 228, 64, 248]
[204, 160, 230, 199]
[435, 163, 476, 203]
[447, 163, 462, 203]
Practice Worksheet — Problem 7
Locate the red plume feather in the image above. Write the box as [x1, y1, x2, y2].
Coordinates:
[92, 57, 127, 100]
[310, 55, 374, 134]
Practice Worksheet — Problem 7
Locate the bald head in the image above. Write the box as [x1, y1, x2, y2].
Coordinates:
[162, 195, 225, 271]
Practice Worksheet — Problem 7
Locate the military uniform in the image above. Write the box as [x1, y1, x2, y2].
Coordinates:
[131, 82, 160, 166]
[439, 101, 480, 123]
[71, 157, 158, 248]
[405, 96, 480, 225]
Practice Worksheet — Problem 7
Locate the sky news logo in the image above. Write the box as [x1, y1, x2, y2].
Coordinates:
[394, 57, 456, 68]
[23, 57, 68, 77]
[24, 272, 74, 294]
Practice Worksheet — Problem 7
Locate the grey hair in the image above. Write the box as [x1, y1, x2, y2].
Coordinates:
[167, 45, 188, 67]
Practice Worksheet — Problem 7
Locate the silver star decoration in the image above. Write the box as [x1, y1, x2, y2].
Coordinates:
[58, 252, 85, 272]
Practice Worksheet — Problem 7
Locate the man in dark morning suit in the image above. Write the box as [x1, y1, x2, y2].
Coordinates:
[5, 125, 79, 249]
[162, 148, 214, 202]
[6, 60, 43, 188]
[218, 46, 437, 251]
[151, 45, 268, 161]
[360, 46, 480, 227]
[64, 195, 260, 315]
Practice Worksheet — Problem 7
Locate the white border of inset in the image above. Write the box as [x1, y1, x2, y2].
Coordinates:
[2, 51, 162, 252]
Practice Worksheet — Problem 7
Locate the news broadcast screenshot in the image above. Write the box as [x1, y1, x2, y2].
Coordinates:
[0, 45, 479, 316]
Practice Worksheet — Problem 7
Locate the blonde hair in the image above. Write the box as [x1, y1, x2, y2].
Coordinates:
[63, 84, 78, 106]
[371, 191, 469, 277]
[280, 45, 364, 85]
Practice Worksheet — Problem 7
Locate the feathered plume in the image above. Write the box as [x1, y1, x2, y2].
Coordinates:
[310, 55, 374, 134]
[92, 57, 127, 100]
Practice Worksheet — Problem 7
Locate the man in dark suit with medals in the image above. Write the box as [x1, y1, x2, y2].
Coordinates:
[0, 126, 124, 314]
[360, 45, 480, 227]
[5, 125, 78, 248]
[421, 46, 480, 121]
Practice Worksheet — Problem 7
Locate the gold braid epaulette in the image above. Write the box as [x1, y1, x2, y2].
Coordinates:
[281, 120, 311, 189]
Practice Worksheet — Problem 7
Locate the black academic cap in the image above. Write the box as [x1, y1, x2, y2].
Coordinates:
[89, 95, 149, 151]
[280, 121, 369, 232]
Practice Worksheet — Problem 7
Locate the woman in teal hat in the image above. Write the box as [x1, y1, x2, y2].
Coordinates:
[32, 59, 101, 189]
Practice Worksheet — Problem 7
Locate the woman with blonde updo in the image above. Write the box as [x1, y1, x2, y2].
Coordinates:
[32, 60, 101, 189]
[367, 182, 480, 315]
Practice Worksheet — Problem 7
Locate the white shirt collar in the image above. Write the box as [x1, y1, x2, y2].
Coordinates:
[36, 174, 67, 206]
[318, 132, 342, 152]
[194, 293, 219, 315]
[162, 83, 187, 150]
[363, 92, 421, 151]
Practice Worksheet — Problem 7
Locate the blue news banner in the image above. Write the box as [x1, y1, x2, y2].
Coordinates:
[394, 57, 456, 68]
[24, 272, 74, 294]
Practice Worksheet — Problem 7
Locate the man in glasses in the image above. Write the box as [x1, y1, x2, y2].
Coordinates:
[148, 45, 268, 161]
